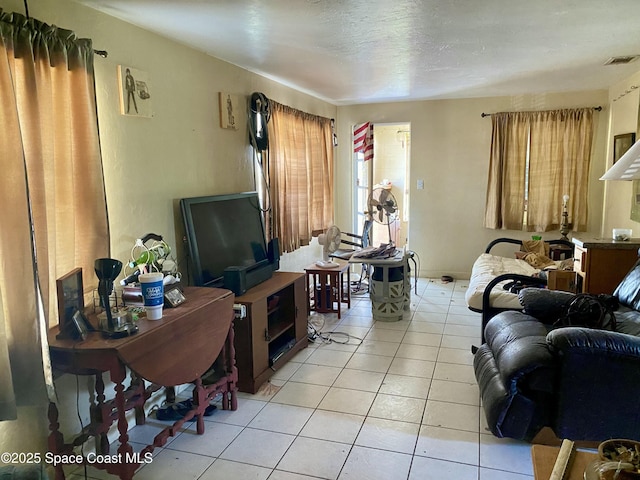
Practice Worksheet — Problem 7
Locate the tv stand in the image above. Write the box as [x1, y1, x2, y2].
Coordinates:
[233, 272, 307, 393]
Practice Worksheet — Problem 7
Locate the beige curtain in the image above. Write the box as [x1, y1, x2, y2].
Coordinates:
[528, 109, 593, 231]
[484, 108, 594, 231]
[0, 11, 109, 420]
[484, 112, 530, 230]
[267, 102, 334, 253]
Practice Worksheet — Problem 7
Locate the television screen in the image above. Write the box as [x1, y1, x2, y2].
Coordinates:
[181, 192, 269, 287]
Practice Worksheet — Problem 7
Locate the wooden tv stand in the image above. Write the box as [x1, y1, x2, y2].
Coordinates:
[233, 271, 308, 393]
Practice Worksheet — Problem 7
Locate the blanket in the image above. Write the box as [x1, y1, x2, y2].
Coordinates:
[521, 239, 549, 256]
[518, 240, 557, 269]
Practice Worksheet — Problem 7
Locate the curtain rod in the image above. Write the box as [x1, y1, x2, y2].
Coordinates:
[481, 106, 602, 118]
[23, 0, 108, 57]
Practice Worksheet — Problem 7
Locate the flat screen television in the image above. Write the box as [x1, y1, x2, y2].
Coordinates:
[180, 192, 273, 290]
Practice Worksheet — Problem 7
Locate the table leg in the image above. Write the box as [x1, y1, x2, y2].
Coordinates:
[192, 377, 206, 435]
[93, 373, 110, 454]
[333, 271, 341, 319]
[111, 363, 137, 480]
[226, 318, 238, 411]
[47, 402, 66, 480]
[345, 266, 351, 309]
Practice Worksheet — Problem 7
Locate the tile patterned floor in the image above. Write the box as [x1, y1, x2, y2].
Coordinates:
[69, 278, 535, 480]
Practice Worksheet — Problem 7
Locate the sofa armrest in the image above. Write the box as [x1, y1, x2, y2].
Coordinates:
[475, 311, 557, 440]
[546, 327, 640, 440]
[547, 327, 640, 356]
[485, 312, 556, 392]
[518, 288, 575, 324]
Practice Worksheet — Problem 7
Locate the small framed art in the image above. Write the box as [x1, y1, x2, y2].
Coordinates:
[56, 268, 91, 340]
[118, 65, 152, 117]
[614, 132, 635, 164]
[219, 92, 240, 130]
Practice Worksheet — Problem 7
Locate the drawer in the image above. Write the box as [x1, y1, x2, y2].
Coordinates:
[573, 246, 586, 273]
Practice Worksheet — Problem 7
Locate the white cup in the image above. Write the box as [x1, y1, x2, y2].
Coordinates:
[139, 272, 164, 320]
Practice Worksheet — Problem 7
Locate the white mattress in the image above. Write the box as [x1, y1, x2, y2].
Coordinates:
[465, 253, 541, 311]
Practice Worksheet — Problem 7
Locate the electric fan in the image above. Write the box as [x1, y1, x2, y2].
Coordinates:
[316, 225, 342, 268]
[367, 188, 398, 244]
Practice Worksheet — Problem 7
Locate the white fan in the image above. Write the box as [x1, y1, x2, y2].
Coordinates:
[368, 187, 398, 225]
[316, 225, 341, 268]
[367, 187, 398, 244]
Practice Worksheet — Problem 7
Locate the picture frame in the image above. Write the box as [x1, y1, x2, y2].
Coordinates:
[70, 309, 89, 341]
[614, 132, 635, 164]
[117, 65, 152, 117]
[56, 268, 90, 340]
[164, 286, 186, 308]
[219, 92, 240, 130]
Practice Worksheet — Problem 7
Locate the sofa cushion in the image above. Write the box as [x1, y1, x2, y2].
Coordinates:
[615, 261, 640, 310]
[614, 306, 640, 336]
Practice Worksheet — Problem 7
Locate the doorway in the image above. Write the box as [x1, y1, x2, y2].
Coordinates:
[354, 123, 410, 249]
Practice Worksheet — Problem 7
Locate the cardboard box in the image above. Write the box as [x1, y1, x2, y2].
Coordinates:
[548, 270, 579, 293]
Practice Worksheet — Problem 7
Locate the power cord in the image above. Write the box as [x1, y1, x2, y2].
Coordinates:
[407, 250, 420, 295]
[307, 315, 364, 346]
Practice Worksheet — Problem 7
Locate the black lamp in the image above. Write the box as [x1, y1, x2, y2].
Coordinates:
[94, 258, 122, 332]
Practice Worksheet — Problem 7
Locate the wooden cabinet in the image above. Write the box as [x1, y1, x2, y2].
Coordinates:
[572, 237, 640, 294]
[233, 272, 307, 393]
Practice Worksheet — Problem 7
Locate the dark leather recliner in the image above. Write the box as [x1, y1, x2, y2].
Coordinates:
[474, 258, 640, 442]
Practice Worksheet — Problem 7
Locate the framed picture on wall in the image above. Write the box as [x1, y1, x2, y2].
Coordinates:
[219, 92, 240, 130]
[614, 132, 635, 164]
[118, 65, 152, 117]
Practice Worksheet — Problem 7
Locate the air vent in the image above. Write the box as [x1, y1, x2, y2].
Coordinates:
[604, 55, 639, 66]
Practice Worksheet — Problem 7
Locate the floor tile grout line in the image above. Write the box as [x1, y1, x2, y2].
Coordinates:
[129, 279, 536, 479]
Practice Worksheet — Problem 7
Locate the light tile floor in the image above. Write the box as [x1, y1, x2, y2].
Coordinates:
[69, 278, 535, 480]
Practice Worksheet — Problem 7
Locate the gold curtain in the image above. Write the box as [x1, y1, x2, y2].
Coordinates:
[484, 112, 530, 229]
[484, 108, 594, 231]
[528, 108, 593, 231]
[267, 101, 334, 253]
[0, 11, 109, 420]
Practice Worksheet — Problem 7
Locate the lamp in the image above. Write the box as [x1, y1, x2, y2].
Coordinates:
[600, 138, 640, 180]
[560, 194, 570, 239]
[94, 258, 122, 332]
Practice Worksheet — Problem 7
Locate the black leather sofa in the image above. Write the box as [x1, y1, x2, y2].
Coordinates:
[474, 257, 640, 442]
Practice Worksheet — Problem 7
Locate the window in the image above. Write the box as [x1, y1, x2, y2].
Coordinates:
[484, 109, 594, 232]
[266, 101, 334, 253]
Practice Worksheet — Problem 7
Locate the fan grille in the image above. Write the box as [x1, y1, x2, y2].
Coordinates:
[367, 188, 398, 225]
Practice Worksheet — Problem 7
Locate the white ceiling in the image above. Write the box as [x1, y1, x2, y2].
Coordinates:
[78, 0, 640, 105]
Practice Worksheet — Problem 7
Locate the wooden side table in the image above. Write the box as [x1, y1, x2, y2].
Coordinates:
[572, 236, 640, 294]
[305, 260, 351, 318]
[549, 243, 573, 260]
[47, 287, 237, 480]
[531, 444, 597, 480]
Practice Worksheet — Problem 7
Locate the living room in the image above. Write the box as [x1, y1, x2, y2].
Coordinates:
[2, 0, 640, 479]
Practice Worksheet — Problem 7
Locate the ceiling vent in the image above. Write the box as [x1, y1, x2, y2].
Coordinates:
[604, 55, 639, 66]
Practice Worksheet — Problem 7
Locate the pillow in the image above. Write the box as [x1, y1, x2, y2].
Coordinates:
[518, 287, 575, 324]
